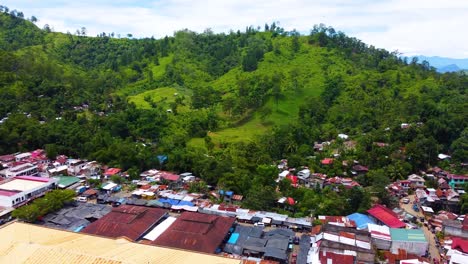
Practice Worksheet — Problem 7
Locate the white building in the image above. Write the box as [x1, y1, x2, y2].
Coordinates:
[408, 174, 425, 188]
[14, 152, 31, 162]
[66, 159, 86, 175]
[390, 228, 428, 256]
[0, 163, 38, 178]
[298, 169, 311, 179]
[0, 176, 58, 207]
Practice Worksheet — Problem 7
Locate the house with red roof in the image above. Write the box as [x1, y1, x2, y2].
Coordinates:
[82, 205, 167, 241]
[351, 164, 369, 175]
[153, 212, 235, 253]
[0, 154, 15, 167]
[158, 171, 180, 182]
[452, 237, 468, 254]
[286, 174, 298, 187]
[278, 197, 296, 210]
[321, 158, 334, 165]
[103, 168, 122, 179]
[367, 204, 406, 228]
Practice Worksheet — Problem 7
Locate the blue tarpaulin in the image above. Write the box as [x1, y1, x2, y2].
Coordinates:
[157, 155, 168, 164]
[177, 201, 194, 206]
[347, 212, 376, 230]
[74, 225, 85, 232]
[228, 233, 240, 244]
[157, 198, 180, 205]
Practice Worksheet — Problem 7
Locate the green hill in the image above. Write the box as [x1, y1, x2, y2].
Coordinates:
[0, 10, 466, 178]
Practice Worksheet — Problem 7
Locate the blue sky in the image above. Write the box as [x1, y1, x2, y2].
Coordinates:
[2, 0, 468, 58]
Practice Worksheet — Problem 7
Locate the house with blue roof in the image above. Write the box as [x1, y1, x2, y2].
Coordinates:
[347, 213, 376, 230]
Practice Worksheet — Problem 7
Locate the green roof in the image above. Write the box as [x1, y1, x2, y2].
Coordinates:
[390, 228, 427, 242]
[54, 176, 81, 188]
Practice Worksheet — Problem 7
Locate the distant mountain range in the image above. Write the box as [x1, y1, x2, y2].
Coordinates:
[416, 56, 468, 73]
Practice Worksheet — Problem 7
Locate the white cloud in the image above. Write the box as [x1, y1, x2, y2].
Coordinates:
[2, 0, 468, 58]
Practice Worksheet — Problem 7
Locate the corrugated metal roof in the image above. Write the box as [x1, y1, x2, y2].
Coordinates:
[390, 228, 427, 242]
[54, 176, 80, 188]
[153, 212, 235, 253]
[346, 213, 376, 230]
[143, 216, 177, 241]
[367, 204, 406, 228]
[0, 222, 241, 264]
[82, 205, 167, 241]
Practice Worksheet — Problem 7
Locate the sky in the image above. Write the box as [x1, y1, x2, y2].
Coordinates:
[2, 0, 468, 58]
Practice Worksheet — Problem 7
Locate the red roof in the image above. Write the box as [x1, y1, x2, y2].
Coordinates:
[448, 174, 468, 180]
[0, 189, 20, 197]
[55, 155, 68, 164]
[15, 176, 51, 183]
[82, 189, 98, 196]
[82, 205, 167, 241]
[352, 165, 369, 172]
[374, 142, 389, 147]
[287, 197, 295, 205]
[286, 175, 298, 185]
[367, 204, 406, 228]
[321, 158, 334, 165]
[232, 194, 243, 201]
[218, 204, 240, 212]
[153, 212, 235, 253]
[104, 168, 121, 176]
[319, 251, 354, 264]
[0, 155, 15, 162]
[159, 171, 180, 181]
[452, 237, 468, 253]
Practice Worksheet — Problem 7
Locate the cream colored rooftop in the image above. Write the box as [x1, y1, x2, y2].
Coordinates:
[0, 222, 242, 264]
[0, 179, 45, 191]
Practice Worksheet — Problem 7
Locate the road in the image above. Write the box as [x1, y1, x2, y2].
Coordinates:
[400, 195, 440, 263]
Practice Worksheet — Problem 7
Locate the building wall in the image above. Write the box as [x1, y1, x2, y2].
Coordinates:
[1, 164, 38, 178]
[371, 238, 391, 250]
[390, 241, 428, 256]
[0, 179, 57, 207]
[444, 226, 468, 239]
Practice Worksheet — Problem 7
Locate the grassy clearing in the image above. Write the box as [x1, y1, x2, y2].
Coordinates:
[128, 86, 192, 112]
[211, 45, 327, 143]
[151, 55, 173, 80]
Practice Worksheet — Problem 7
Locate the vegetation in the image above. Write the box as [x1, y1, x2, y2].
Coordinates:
[11, 189, 75, 222]
[1, 8, 467, 215]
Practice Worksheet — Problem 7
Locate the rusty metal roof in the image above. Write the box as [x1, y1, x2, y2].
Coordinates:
[82, 205, 167, 241]
[153, 212, 236, 253]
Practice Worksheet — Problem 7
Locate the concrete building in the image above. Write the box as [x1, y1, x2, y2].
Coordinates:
[0, 176, 57, 207]
[0, 163, 38, 178]
[408, 174, 425, 188]
[390, 228, 428, 256]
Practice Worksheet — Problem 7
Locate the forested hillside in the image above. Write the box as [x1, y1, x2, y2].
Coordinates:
[0, 8, 466, 215]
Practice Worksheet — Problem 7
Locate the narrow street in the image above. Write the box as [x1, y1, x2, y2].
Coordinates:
[400, 195, 440, 263]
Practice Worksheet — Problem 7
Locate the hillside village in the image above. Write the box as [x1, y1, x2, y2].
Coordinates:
[0, 5, 467, 264]
[0, 140, 467, 264]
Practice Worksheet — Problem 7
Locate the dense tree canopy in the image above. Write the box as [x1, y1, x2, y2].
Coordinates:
[0, 9, 466, 215]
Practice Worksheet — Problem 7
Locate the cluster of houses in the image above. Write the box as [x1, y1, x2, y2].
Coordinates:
[1, 147, 468, 264]
[384, 166, 468, 264]
[277, 168, 361, 190]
